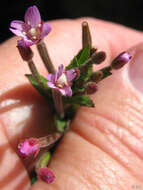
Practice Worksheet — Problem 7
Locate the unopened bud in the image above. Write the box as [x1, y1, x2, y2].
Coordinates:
[37, 167, 55, 184]
[90, 71, 103, 83]
[85, 82, 98, 94]
[111, 51, 132, 69]
[17, 40, 33, 61]
[91, 51, 106, 64]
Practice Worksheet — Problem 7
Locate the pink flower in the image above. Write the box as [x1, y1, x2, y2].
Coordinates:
[47, 64, 77, 96]
[10, 6, 51, 46]
[18, 138, 40, 159]
[38, 167, 55, 184]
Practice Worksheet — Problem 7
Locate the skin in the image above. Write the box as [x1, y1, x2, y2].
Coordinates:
[0, 18, 143, 190]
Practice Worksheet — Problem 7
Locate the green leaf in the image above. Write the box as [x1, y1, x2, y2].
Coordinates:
[78, 46, 90, 66]
[64, 95, 94, 107]
[66, 46, 89, 70]
[66, 56, 79, 70]
[25, 74, 53, 109]
[30, 171, 37, 185]
[101, 66, 112, 80]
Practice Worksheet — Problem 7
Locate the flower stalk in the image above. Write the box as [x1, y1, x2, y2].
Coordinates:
[37, 40, 56, 73]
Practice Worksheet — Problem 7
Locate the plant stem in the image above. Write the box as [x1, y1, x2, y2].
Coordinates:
[52, 90, 64, 118]
[28, 59, 41, 84]
[37, 40, 55, 74]
[37, 40, 64, 118]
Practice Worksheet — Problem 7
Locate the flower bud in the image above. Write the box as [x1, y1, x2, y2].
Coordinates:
[85, 82, 98, 94]
[91, 51, 106, 64]
[17, 40, 33, 61]
[37, 167, 55, 184]
[90, 71, 103, 83]
[18, 138, 40, 159]
[111, 51, 132, 69]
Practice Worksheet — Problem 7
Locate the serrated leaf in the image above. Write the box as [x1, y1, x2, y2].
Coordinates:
[64, 95, 94, 107]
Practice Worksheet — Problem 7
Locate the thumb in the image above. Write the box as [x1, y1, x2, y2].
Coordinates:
[31, 20, 143, 189]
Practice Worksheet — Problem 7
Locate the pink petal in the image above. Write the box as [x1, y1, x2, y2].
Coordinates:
[10, 20, 25, 30]
[41, 22, 52, 39]
[9, 28, 24, 37]
[65, 86, 72, 96]
[46, 74, 55, 83]
[47, 82, 56, 89]
[56, 64, 64, 81]
[66, 69, 77, 82]
[60, 86, 72, 96]
[24, 6, 41, 27]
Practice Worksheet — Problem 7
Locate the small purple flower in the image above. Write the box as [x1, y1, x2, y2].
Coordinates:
[47, 64, 77, 96]
[10, 6, 51, 46]
[38, 167, 55, 184]
[18, 138, 40, 159]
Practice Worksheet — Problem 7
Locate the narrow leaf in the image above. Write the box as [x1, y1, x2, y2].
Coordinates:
[66, 47, 89, 70]
[78, 46, 90, 66]
[25, 74, 53, 103]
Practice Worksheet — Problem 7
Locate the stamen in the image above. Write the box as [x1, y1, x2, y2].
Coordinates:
[57, 73, 68, 87]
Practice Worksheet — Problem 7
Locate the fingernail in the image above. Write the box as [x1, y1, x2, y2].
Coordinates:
[128, 43, 143, 93]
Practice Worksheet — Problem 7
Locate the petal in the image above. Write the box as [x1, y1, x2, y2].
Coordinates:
[46, 74, 55, 83]
[9, 28, 24, 37]
[47, 82, 56, 89]
[10, 20, 25, 31]
[59, 88, 66, 96]
[60, 86, 72, 96]
[66, 69, 77, 82]
[56, 64, 64, 81]
[41, 22, 52, 39]
[24, 6, 41, 27]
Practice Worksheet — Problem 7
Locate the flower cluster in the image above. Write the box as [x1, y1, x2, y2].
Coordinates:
[9, 5, 132, 186]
